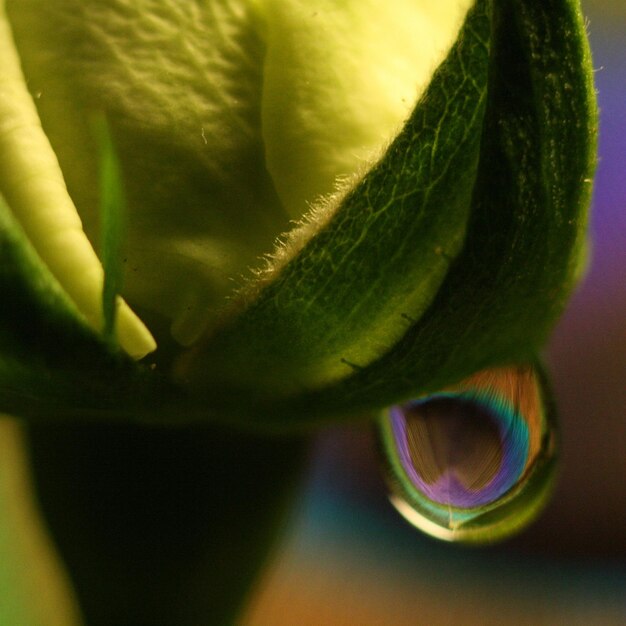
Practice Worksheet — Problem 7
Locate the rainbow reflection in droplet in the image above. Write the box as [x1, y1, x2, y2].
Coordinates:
[378, 365, 558, 544]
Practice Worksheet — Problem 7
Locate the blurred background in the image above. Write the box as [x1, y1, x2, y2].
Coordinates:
[244, 1, 626, 624]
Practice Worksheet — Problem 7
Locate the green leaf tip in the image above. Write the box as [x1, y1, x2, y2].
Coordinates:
[92, 113, 126, 344]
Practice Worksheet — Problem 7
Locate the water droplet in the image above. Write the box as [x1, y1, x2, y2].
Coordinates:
[378, 365, 558, 544]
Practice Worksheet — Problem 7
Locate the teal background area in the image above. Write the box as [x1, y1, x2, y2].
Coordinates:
[244, 2, 626, 623]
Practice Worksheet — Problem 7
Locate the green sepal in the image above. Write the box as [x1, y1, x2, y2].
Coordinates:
[183, 0, 492, 396]
[290, 0, 597, 422]
[182, 0, 596, 426]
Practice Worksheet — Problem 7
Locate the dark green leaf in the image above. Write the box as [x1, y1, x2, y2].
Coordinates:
[290, 0, 597, 423]
[183, 0, 493, 397]
[182, 0, 596, 427]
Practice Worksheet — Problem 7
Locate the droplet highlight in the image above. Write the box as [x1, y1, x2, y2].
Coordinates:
[378, 365, 558, 544]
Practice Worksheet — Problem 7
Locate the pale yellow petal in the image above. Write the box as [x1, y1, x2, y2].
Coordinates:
[260, 0, 474, 218]
[0, 0, 155, 359]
